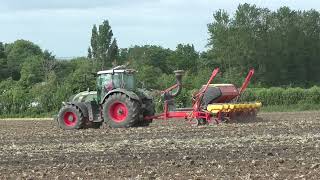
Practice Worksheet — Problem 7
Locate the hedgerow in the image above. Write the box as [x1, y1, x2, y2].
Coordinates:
[240, 86, 320, 106]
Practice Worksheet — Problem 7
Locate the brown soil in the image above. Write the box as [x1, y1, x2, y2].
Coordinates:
[1, 111, 320, 179]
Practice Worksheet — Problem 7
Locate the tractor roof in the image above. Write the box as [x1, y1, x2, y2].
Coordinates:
[97, 65, 136, 75]
[97, 69, 127, 74]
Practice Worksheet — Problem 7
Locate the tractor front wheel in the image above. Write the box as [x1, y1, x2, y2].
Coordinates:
[103, 93, 140, 128]
[57, 105, 84, 130]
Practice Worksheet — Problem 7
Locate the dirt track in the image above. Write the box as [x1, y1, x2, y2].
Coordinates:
[1, 111, 320, 179]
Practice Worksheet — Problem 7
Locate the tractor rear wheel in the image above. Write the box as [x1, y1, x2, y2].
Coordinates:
[57, 105, 84, 130]
[137, 99, 155, 126]
[103, 93, 140, 128]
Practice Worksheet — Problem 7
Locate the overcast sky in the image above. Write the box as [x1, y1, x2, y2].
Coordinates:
[1, 0, 320, 57]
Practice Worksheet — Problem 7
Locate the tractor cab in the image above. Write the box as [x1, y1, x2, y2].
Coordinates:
[96, 67, 136, 103]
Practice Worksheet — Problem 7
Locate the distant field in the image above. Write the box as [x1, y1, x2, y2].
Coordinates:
[1, 111, 320, 179]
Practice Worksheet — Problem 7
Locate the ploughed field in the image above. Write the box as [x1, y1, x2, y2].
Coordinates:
[1, 111, 320, 179]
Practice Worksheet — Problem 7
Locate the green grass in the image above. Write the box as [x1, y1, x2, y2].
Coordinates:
[0, 112, 55, 119]
[261, 104, 320, 112]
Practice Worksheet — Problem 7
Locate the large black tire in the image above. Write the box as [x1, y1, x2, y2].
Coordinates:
[143, 100, 155, 117]
[137, 99, 155, 127]
[91, 122, 102, 129]
[57, 105, 84, 130]
[103, 93, 140, 128]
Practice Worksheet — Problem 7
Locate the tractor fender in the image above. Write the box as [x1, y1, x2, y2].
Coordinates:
[64, 101, 89, 118]
[101, 89, 141, 104]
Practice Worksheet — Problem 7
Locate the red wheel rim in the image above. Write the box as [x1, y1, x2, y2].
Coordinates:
[63, 111, 77, 127]
[109, 102, 128, 123]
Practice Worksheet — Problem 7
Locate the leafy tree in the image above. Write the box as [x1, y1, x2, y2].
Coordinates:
[167, 44, 199, 73]
[88, 20, 119, 70]
[42, 50, 56, 81]
[126, 45, 173, 74]
[54, 59, 77, 82]
[20, 56, 45, 86]
[0, 42, 7, 80]
[207, 4, 320, 86]
[30, 72, 66, 113]
[98, 20, 113, 68]
[0, 78, 16, 114]
[108, 38, 119, 65]
[118, 48, 129, 65]
[5, 40, 43, 80]
[64, 57, 96, 92]
[87, 47, 92, 59]
[0, 42, 5, 58]
[90, 25, 98, 59]
[135, 65, 162, 89]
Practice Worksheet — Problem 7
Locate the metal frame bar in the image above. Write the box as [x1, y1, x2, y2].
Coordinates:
[146, 68, 220, 122]
[239, 69, 254, 94]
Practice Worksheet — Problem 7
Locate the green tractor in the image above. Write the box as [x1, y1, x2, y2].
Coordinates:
[56, 65, 155, 129]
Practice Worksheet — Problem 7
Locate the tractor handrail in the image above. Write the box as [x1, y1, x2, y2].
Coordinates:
[239, 69, 254, 95]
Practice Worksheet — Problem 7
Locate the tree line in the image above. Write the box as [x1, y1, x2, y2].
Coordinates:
[207, 4, 320, 86]
[1, 3, 320, 116]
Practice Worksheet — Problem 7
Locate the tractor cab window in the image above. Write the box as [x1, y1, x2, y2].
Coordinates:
[123, 73, 135, 90]
[112, 73, 135, 90]
[112, 73, 121, 88]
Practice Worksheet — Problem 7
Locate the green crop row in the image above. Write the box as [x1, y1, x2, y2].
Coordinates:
[240, 86, 320, 106]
